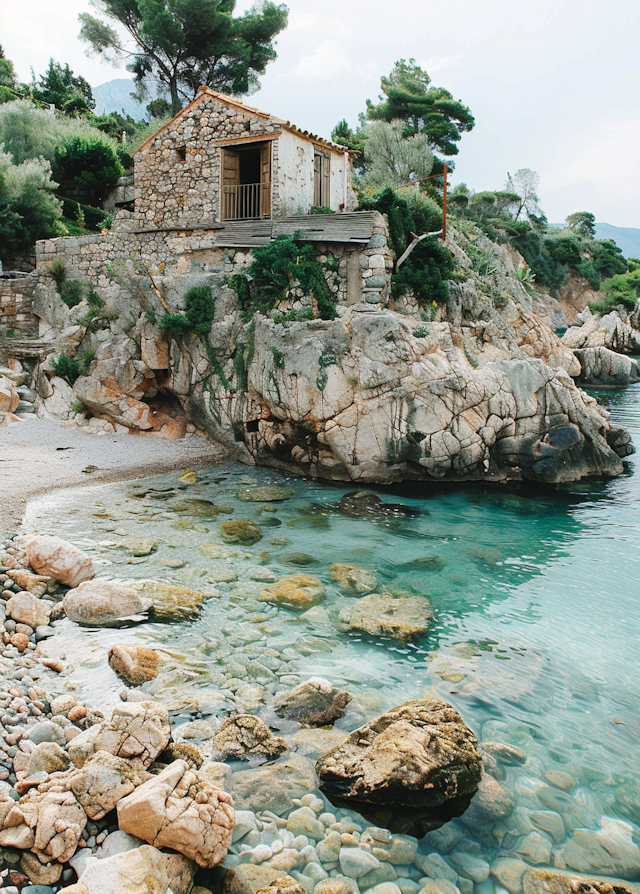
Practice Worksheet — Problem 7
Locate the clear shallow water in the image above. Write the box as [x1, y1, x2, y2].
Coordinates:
[23, 385, 640, 885]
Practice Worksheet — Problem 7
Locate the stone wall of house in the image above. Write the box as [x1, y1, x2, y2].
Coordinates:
[0, 274, 39, 338]
[135, 91, 283, 227]
[36, 212, 394, 309]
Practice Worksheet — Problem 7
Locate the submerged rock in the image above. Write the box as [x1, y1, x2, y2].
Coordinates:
[237, 485, 294, 502]
[108, 644, 160, 685]
[24, 533, 94, 587]
[331, 563, 378, 595]
[130, 579, 208, 620]
[63, 580, 152, 627]
[172, 497, 231, 517]
[221, 520, 264, 545]
[231, 753, 318, 813]
[258, 573, 326, 611]
[522, 867, 640, 894]
[117, 758, 235, 868]
[207, 714, 288, 761]
[338, 593, 433, 641]
[330, 492, 418, 520]
[274, 677, 353, 727]
[316, 699, 482, 836]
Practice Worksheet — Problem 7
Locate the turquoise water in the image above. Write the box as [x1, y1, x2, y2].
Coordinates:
[23, 385, 640, 885]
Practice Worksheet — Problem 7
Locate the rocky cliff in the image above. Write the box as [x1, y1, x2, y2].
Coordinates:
[24, 223, 635, 485]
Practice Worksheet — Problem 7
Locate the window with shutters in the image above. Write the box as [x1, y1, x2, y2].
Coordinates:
[220, 141, 272, 220]
[314, 150, 330, 208]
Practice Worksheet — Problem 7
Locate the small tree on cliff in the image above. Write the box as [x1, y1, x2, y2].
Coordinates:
[566, 211, 596, 239]
[79, 0, 289, 115]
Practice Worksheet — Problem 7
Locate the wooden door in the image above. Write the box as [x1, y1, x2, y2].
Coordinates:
[260, 142, 271, 217]
[314, 152, 323, 206]
[323, 153, 331, 208]
[221, 149, 239, 219]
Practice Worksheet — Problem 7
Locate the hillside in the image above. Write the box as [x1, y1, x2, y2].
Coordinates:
[93, 78, 149, 120]
[594, 222, 640, 259]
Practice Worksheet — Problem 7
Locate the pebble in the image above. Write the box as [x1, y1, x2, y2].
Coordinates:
[339, 847, 381, 879]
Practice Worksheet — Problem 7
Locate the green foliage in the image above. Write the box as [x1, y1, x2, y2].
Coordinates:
[0, 47, 18, 90]
[361, 119, 434, 191]
[53, 137, 123, 204]
[545, 235, 582, 267]
[512, 229, 566, 292]
[272, 308, 314, 324]
[49, 257, 66, 287]
[0, 149, 62, 263]
[575, 259, 600, 289]
[515, 266, 536, 284]
[505, 169, 542, 222]
[71, 399, 85, 415]
[566, 211, 596, 239]
[52, 353, 81, 384]
[0, 99, 120, 167]
[592, 239, 627, 279]
[32, 60, 94, 115]
[231, 235, 337, 321]
[595, 269, 640, 312]
[358, 187, 452, 305]
[78, 290, 119, 331]
[159, 285, 215, 336]
[59, 196, 108, 230]
[59, 279, 85, 308]
[413, 326, 429, 337]
[88, 110, 145, 141]
[79, 0, 289, 114]
[146, 97, 172, 119]
[317, 350, 336, 391]
[310, 206, 334, 215]
[366, 59, 474, 157]
[271, 346, 284, 369]
[331, 118, 366, 171]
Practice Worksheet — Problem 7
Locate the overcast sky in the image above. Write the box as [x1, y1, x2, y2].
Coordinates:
[4, 0, 640, 226]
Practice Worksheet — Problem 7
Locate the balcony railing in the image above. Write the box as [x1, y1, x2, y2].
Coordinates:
[221, 182, 271, 220]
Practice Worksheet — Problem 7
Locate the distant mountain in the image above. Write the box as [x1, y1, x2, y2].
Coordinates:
[93, 79, 149, 120]
[593, 222, 640, 259]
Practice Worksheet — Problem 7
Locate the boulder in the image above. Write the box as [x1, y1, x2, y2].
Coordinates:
[108, 644, 160, 685]
[129, 580, 207, 620]
[274, 678, 353, 727]
[27, 741, 70, 776]
[574, 346, 640, 387]
[20, 849, 63, 885]
[330, 492, 417, 520]
[232, 753, 318, 813]
[562, 308, 640, 354]
[6, 590, 51, 628]
[460, 772, 515, 830]
[338, 593, 432, 641]
[7, 568, 50, 596]
[63, 580, 152, 627]
[207, 714, 288, 761]
[223, 864, 291, 894]
[72, 844, 196, 894]
[522, 868, 640, 894]
[0, 787, 86, 862]
[220, 520, 264, 545]
[258, 574, 326, 611]
[68, 702, 170, 769]
[69, 751, 144, 819]
[117, 758, 235, 868]
[316, 699, 482, 836]
[331, 563, 378, 595]
[255, 876, 307, 894]
[25, 534, 94, 587]
[560, 817, 640, 879]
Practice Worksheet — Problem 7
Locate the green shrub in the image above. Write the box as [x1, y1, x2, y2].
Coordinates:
[513, 229, 566, 292]
[53, 136, 123, 205]
[545, 235, 582, 267]
[271, 346, 284, 368]
[52, 353, 81, 384]
[0, 149, 62, 263]
[159, 285, 215, 336]
[230, 236, 336, 321]
[58, 279, 85, 308]
[575, 259, 600, 289]
[596, 269, 640, 311]
[592, 240, 627, 279]
[310, 206, 334, 215]
[413, 326, 429, 337]
[49, 257, 66, 287]
[272, 308, 314, 324]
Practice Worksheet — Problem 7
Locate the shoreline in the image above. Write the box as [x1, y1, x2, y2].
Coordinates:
[0, 418, 229, 538]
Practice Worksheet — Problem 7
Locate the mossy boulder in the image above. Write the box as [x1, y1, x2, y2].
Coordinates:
[237, 486, 293, 502]
[130, 580, 209, 620]
[331, 563, 378, 595]
[338, 593, 432, 641]
[258, 573, 326, 611]
[221, 520, 264, 545]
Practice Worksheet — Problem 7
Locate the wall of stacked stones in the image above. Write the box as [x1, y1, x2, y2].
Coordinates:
[135, 95, 283, 227]
[0, 275, 39, 338]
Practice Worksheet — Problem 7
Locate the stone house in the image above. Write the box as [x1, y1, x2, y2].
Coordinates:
[134, 86, 357, 227]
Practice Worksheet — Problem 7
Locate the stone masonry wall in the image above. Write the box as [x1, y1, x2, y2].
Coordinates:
[0, 275, 39, 337]
[135, 91, 283, 227]
[36, 215, 394, 309]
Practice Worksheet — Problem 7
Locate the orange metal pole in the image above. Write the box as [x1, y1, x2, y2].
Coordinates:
[442, 162, 447, 242]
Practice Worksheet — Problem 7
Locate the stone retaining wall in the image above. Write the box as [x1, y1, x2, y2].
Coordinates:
[0, 274, 39, 338]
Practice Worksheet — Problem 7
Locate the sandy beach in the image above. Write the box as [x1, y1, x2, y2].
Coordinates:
[0, 418, 228, 537]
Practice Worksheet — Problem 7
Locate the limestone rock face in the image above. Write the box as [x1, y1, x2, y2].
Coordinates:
[63, 580, 152, 627]
[68, 702, 170, 769]
[562, 308, 640, 354]
[316, 699, 482, 836]
[574, 346, 640, 387]
[274, 678, 353, 727]
[240, 310, 626, 485]
[338, 593, 432, 641]
[331, 563, 378, 595]
[6, 590, 51, 628]
[109, 644, 160, 685]
[117, 758, 235, 868]
[258, 573, 326, 611]
[207, 714, 288, 761]
[25, 534, 94, 588]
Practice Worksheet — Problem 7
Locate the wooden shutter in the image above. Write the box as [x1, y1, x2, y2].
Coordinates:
[322, 153, 331, 208]
[260, 142, 271, 217]
[314, 152, 323, 206]
[221, 149, 239, 219]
